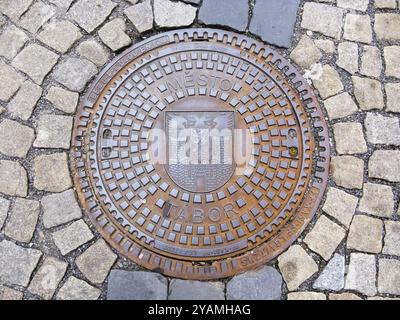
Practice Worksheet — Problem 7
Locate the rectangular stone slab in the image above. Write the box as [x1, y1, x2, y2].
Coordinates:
[250, 0, 300, 48]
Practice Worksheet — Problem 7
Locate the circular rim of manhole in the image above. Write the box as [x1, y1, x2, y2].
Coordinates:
[71, 28, 330, 280]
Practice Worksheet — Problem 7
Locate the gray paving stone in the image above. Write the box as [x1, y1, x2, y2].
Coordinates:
[0, 285, 24, 300]
[250, 0, 300, 48]
[365, 113, 400, 145]
[154, 0, 197, 28]
[312, 65, 344, 99]
[0, 197, 10, 230]
[107, 270, 168, 300]
[345, 253, 377, 296]
[290, 35, 322, 69]
[0, 119, 35, 157]
[0, 0, 33, 21]
[28, 256, 68, 300]
[304, 215, 346, 260]
[384, 46, 400, 79]
[76, 40, 110, 67]
[314, 39, 335, 54]
[99, 19, 132, 52]
[278, 245, 318, 291]
[331, 156, 364, 189]
[375, 13, 400, 41]
[124, 0, 153, 34]
[4, 198, 40, 243]
[329, 293, 362, 300]
[323, 187, 358, 228]
[226, 266, 282, 300]
[33, 153, 72, 192]
[57, 276, 100, 300]
[347, 215, 383, 254]
[358, 183, 394, 218]
[7, 80, 43, 120]
[337, 0, 369, 11]
[301, 3, 344, 39]
[37, 20, 82, 54]
[369, 150, 400, 182]
[324, 93, 358, 120]
[169, 279, 225, 300]
[333, 122, 367, 155]
[0, 62, 24, 101]
[0, 240, 42, 287]
[287, 292, 326, 300]
[41, 189, 82, 229]
[352, 76, 384, 111]
[386, 83, 400, 113]
[378, 259, 400, 295]
[45, 86, 78, 114]
[383, 221, 400, 257]
[199, 0, 248, 31]
[337, 42, 359, 74]
[343, 14, 373, 44]
[34, 114, 73, 149]
[0, 160, 28, 197]
[374, 0, 398, 9]
[19, 1, 56, 34]
[0, 25, 28, 60]
[76, 239, 117, 284]
[313, 254, 345, 292]
[68, 0, 116, 33]
[53, 58, 97, 92]
[361, 46, 382, 78]
[52, 220, 94, 256]
[12, 44, 59, 85]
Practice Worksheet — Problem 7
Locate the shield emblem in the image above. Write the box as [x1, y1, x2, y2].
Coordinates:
[166, 111, 235, 193]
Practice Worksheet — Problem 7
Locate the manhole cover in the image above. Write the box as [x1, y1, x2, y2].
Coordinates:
[72, 29, 330, 280]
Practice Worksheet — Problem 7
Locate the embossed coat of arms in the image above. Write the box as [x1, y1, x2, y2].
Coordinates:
[166, 111, 235, 193]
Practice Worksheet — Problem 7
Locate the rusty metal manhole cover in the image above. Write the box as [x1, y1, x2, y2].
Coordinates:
[71, 29, 330, 280]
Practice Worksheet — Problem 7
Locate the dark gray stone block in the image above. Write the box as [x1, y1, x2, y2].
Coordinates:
[107, 270, 168, 300]
[250, 0, 301, 48]
[169, 279, 225, 300]
[226, 266, 283, 300]
[198, 0, 249, 31]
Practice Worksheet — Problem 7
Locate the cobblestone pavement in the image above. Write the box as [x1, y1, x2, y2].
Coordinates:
[0, 0, 399, 300]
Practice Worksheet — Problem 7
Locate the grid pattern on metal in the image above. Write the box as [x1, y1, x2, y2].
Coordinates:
[71, 29, 330, 280]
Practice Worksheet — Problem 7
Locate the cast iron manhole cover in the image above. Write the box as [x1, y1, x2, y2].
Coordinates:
[72, 29, 330, 280]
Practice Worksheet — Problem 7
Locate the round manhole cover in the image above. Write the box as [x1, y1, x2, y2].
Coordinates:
[72, 29, 330, 280]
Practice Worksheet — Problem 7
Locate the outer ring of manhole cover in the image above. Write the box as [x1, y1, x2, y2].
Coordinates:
[71, 29, 330, 280]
